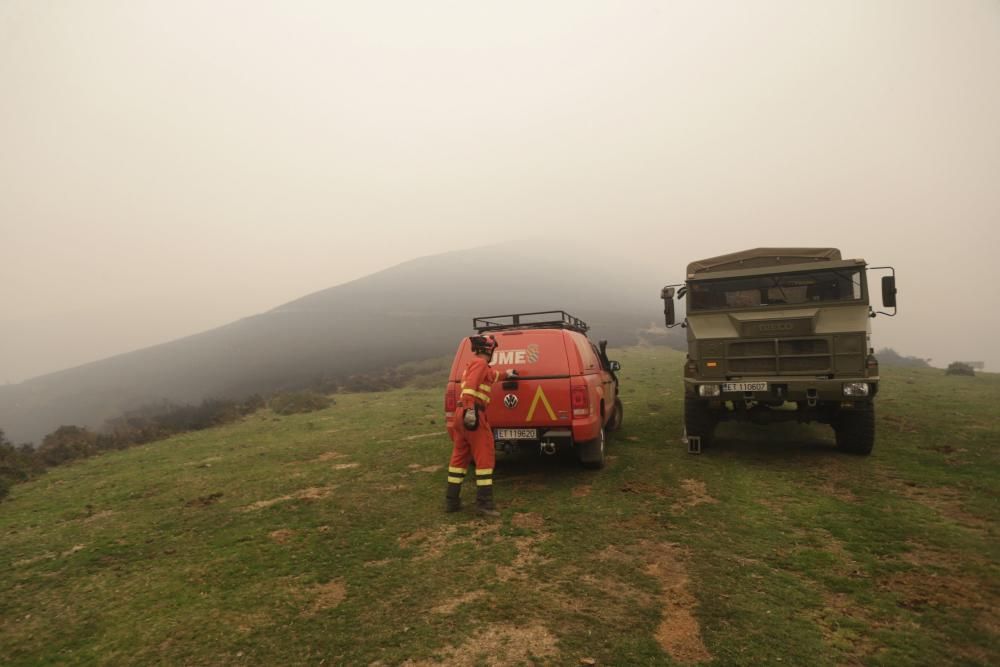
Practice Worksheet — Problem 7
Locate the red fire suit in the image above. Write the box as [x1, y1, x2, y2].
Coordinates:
[447, 355, 503, 493]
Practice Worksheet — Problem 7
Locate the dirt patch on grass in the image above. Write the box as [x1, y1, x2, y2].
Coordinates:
[403, 623, 558, 666]
[818, 481, 858, 502]
[376, 483, 410, 492]
[431, 589, 487, 615]
[399, 525, 458, 561]
[878, 569, 990, 612]
[892, 480, 990, 530]
[333, 462, 360, 470]
[672, 479, 718, 513]
[620, 481, 670, 498]
[13, 552, 57, 567]
[186, 492, 224, 507]
[243, 485, 336, 511]
[316, 451, 346, 461]
[82, 509, 115, 523]
[511, 512, 545, 531]
[301, 580, 347, 617]
[594, 544, 630, 563]
[497, 528, 551, 582]
[641, 541, 712, 664]
[268, 529, 295, 544]
[402, 432, 444, 441]
[571, 484, 592, 498]
[408, 464, 443, 473]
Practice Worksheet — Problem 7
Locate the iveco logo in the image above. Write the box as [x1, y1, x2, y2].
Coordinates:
[757, 322, 795, 333]
[503, 394, 519, 409]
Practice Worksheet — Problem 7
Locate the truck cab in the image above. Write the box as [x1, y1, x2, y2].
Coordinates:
[445, 311, 623, 469]
[662, 248, 897, 455]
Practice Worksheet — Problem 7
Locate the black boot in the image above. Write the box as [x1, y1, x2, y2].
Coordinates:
[475, 484, 500, 517]
[445, 481, 463, 512]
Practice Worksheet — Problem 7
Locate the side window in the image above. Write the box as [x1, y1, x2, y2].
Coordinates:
[573, 335, 599, 372]
[592, 344, 610, 371]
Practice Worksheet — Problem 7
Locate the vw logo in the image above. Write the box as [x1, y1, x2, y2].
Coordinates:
[503, 394, 519, 409]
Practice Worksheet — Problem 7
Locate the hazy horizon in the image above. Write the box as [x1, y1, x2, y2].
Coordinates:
[3, 1, 999, 382]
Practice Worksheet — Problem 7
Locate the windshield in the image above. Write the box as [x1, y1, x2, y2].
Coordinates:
[688, 269, 865, 311]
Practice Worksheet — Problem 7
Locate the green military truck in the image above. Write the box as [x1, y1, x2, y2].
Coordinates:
[661, 248, 897, 455]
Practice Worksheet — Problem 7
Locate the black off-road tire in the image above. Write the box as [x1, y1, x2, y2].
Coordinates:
[834, 407, 875, 455]
[684, 397, 717, 448]
[578, 427, 606, 469]
[606, 398, 624, 433]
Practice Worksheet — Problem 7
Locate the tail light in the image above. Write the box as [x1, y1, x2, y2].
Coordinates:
[444, 386, 456, 417]
[684, 358, 698, 378]
[571, 384, 590, 417]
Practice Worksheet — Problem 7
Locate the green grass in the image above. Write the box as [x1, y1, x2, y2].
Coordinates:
[1, 348, 997, 666]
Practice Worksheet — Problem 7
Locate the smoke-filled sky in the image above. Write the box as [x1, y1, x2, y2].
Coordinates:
[2, 0, 998, 382]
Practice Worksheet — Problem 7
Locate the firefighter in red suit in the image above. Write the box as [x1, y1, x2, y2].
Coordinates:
[446, 334, 515, 516]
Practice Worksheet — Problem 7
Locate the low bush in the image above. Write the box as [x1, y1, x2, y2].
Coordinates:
[269, 391, 334, 415]
[945, 361, 975, 376]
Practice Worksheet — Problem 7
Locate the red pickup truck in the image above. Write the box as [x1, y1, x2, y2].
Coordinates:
[445, 311, 623, 469]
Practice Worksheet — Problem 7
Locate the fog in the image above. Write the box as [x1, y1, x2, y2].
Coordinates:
[2, 0, 999, 383]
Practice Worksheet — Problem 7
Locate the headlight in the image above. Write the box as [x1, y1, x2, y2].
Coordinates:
[698, 384, 721, 397]
[842, 382, 870, 397]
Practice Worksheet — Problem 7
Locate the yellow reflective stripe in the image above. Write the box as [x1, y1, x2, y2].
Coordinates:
[526, 386, 557, 421]
[461, 388, 490, 403]
[475, 468, 494, 476]
[479, 384, 492, 393]
[448, 476, 465, 484]
[448, 466, 467, 475]
[475, 478, 494, 486]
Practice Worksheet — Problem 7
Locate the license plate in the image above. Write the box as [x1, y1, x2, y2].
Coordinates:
[722, 382, 769, 393]
[494, 428, 538, 440]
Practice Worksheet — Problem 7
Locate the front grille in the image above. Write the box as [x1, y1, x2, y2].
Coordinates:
[727, 337, 832, 375]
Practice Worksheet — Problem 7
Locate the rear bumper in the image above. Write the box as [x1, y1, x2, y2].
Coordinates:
[684, 377, 879, 402]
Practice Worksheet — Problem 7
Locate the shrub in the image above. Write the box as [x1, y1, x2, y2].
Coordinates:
[945, 362, 975, 377]
[876, 348, 932, 368]
[269, 391, 333, 415]
[37, 426, 99, 466]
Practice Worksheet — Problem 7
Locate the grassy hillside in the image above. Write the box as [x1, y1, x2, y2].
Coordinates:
[1, 348, 997, 666]
[0, 244, 680, 444]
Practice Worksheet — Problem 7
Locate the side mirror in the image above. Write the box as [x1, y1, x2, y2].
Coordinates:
[881, 276, 897, 308]
[661, 286, 676, 327]
[609, 360, 621, 372]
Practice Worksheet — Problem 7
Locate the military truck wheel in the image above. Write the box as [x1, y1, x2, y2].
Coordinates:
[834, 408, 875, 455]
[578, 427, 606, 469]
[606, 399, 624, 433]
[684, 397, 717, 448]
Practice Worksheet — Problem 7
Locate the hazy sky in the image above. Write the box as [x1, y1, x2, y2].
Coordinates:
[2, 0, 999, 382]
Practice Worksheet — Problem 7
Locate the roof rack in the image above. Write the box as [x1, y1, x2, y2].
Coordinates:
[474, 310, 589, 334]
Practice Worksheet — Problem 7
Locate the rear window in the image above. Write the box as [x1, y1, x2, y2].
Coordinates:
[451, 330, 571, 379]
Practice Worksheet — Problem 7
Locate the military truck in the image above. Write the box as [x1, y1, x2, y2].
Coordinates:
[661, 248, 897, 455]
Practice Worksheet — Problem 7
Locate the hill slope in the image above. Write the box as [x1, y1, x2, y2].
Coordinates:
[1, 350, 997, 666]
[0, 244, 678, 443]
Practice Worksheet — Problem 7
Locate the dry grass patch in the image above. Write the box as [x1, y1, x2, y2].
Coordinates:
[430, 590, 487, 615]
[571, 484, 591, 498]
[242, 485, 336, 511]
[671, 479, 718, 513]
[402, 623, 559, 666]
[300, 580, 347, 617]
[398, 525, 458, 561]
[408, 464, 442, 473]
[268, 529, 295, 544]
